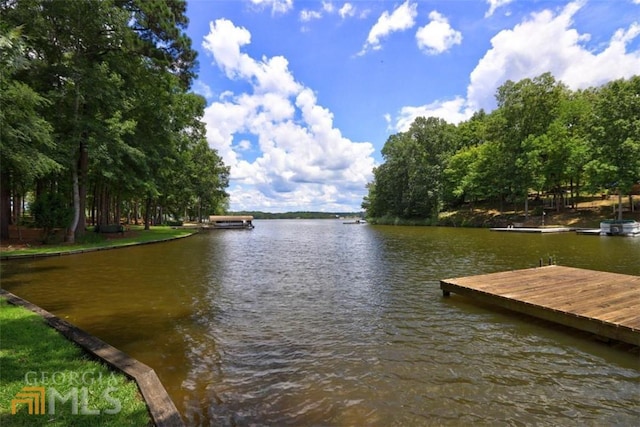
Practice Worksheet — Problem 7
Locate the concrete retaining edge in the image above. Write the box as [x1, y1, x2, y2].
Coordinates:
[0, 289, 185, 427]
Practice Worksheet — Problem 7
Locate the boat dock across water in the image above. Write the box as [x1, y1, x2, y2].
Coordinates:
[208, 215, 255, 229]
[490, 227, 573, 233]
[440, 266, 640, 346]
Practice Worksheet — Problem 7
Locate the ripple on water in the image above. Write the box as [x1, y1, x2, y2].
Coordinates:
[3, 222, 639, 426]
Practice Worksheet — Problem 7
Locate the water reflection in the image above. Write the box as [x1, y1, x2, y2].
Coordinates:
[2, 221, 639, 425]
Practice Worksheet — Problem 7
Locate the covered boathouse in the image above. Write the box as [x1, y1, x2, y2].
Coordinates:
[208, 215, 255, 229]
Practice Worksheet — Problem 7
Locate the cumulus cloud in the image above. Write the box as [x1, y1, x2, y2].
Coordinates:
[201, 18, 375, 212]
[192, 80, 214, 100]
[415, 11, 462, 55]
[485, 0, 513, 18]
[358, 0, 418, 55]
[300, 1, 363, 24]
[390, 0, 640, 130]
[390, 97, 473, 132]
[300, 9, 322, 22]
[339, 3, 356, 19]
[467, 0, 640, 110]
[249, 0, 293, 15]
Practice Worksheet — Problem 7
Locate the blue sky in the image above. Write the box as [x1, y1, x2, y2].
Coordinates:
[185, 0, 640, 212]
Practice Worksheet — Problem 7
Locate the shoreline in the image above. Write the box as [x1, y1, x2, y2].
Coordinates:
[0, 227, 198, 261]
[370, 206, 639, 228]
[1, 290, 184, 426]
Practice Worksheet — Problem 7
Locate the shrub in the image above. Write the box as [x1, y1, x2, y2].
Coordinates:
[30, 192, 73, 243]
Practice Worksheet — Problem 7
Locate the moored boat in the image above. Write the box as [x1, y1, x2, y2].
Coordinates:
[599, 220, 640, 236]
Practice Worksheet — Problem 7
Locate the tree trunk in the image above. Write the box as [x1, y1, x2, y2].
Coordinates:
[115, 196, 121, 225]
[618, 192, 623, 220]
[95, 184, 102, 226]
[75, 140, 88, 238]
[69, 82, 85, 242]
[134, 200, 139, 225]
[144, 197, 151, 230]
[67, 166, 80, 244]
[0, 170, 11, 240]
[569, 179, 574, 209]
[91, 184, 97, 227]
[12, 193, 22, 224]
[100, 187, 109, 226]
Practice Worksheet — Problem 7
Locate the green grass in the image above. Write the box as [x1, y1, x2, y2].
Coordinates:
[0, 298, 151, 426]
[2, 226, 195, 258]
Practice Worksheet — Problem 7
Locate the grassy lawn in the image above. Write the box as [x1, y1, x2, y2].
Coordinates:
[1, 226, 195, 258]
[0, 298, 151, 426]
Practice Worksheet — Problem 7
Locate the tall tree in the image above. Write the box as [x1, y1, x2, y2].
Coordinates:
[0, 26, 58, 239]
[368, 134, 411, 219]
[365, 117, 456, 220]
[3, 0, 200, 241]
[118, 0, 197, 89]
[534, 90, 593, 210]
[404, 117, 457, 219]
[188, 140, 230, 222]
[586, 76, 640, 219]
[494, 73, 566, 217]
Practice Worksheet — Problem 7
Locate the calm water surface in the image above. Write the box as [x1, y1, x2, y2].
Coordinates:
[2, 221, 639, 426]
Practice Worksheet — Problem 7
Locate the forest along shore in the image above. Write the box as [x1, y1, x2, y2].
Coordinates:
[372, 195, 640, 228]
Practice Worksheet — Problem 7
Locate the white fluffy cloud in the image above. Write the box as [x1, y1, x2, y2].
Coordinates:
[202, 19, 375, 212]
[359, 0, 417, 55]
[415, 11, 462, 55]
[485, 0, 513, 18]
[300, 1, 360, 23]
[192, 80, 213, 100]
[390, 0, 640, 130]
[339, 3, 356, 19]
[468, 0, 640, 111]
[249, 0, 293, 15]
[393, 97, 473, 132]
[300, 9, 322, 22]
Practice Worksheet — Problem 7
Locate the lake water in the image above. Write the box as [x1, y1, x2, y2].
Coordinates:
[2, 220, 639, 425]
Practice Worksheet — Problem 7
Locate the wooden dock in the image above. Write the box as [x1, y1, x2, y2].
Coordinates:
[440, 266, 640, 346]
[489, 227, 573, 233]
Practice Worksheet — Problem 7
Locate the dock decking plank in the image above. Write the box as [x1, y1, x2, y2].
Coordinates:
[440, 266, 640, 346]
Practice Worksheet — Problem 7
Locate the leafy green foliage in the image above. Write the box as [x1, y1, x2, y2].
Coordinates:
[30, 192, 73, 242]
[1, 0, 230, 240]
[585, 76, 640, 196]
[364, 73, 640, 222]
[0, 26, 59, 239]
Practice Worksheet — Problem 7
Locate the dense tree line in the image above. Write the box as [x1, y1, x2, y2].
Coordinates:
[1, 0, 230, 242]
[363, 73, 640, 222]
